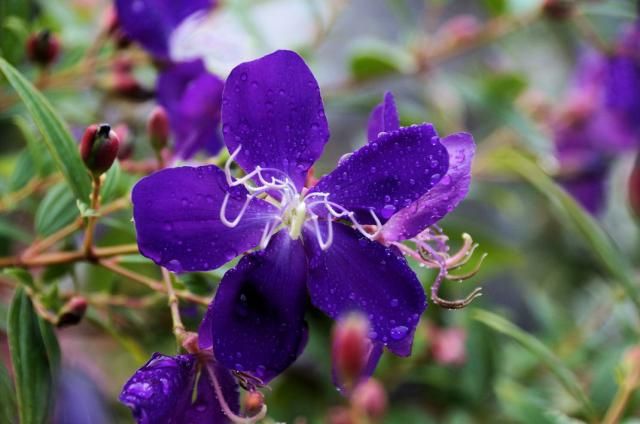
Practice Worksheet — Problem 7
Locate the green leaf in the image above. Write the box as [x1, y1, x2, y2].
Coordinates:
[100, 159, 122, 203]
[349, 40, 414, 82]
[0, 360, 17, 424]
[0, 57, 91, 203]
[3, 268, 35, 288]
[0, 217, 30, 242]
[494, 148, 640, 312]
[473, 309, 596, 420]
[13, 116, 46, 176]
[34, 182, 78, 237]
[8, 287, 60, 424]
[8, 151, 35, 192]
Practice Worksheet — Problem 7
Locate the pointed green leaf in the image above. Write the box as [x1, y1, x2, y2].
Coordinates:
[0, 57, 91, 203]
[8, 287, 60, 424]
[34, 182, 78, 236]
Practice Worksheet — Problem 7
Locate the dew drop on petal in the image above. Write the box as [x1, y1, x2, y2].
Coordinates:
[390, 325, 409, 340]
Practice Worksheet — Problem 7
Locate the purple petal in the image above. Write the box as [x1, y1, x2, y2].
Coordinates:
[367, 92, 400, 141]
[157, 60, 224, 159]
[209, 230, 309, 382]
[304, 223, 426, 356]
[184, 359, 240, 423]
[119, 353, 196, 424]
[381, 132, 475, 241]
[222, 50, 329, 190]
[119, 353, 239, 424]
[132, 165, 277, 272]
[311, 124, 449, 224]
[115, 0, 214, 58]
[560, 164, 609, 215]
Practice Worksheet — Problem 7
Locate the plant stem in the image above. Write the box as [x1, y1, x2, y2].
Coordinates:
[98, 259, 210, 305]
[602, 351, 640, 424]
[162, 267, 186, 345]
[82, 175, 102, 258]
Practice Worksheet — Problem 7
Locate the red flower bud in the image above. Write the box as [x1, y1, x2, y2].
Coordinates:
[147, 106, 170, 151]
[332, 313, 372, 391]
[80, 124, 120, 177]
[26, 30, 60, 67]
[57, 296, 88, 328]
[243, 391, 264, 415]
[542, 0, 574, 20]
[351, 379, 387, 420]
[431, 327, 467, 366]
[629, 154, 640, 219]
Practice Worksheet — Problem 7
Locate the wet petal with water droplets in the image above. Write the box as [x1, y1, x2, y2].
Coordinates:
[119, 353, 239, 424]
[209, 230, 309, 382]
[115, 0, 214, 58]
[381, 132, 475, 241]
[132, 165, 278, 272]
[222, 50, 329, 190]
[311, 124, 448, 224]
[367, 91, 400, 142]
[157, 60, 224, 159]
[304, 223, 426, 356]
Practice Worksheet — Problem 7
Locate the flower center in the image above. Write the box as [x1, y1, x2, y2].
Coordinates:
[219, 145, 382, 251]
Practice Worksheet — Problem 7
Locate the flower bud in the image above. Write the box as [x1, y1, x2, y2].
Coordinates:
[327, 407, 354, 424]
[244, 391, 264, 415]
[26, 30, 60, 67]
[351, 379, 387, 420]
[542, 0, 574, 20]
[431, 327, 467, 366]
[629, 153, 640, 219]
[147, 106, 170, 151]
[332, 313, 372, 391]
[57, 296, 88, 328]
[80, 124, 120, 177]
[114, 123, 134, 160]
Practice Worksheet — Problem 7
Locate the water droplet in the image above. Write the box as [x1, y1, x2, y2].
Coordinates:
[390, 325, 409, 340]
[381, 204, 396, 219]
[430, 173, 441, 183]
[240, 72, 248, 81]
[440, 174, 452, 185]
[390, 298, 399, 307]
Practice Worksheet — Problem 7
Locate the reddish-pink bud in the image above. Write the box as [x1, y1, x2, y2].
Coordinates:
[80, 124, 120, 177]
[327, 407, 354, 424]
[147, 106, 170, 151]
[351, 379, 387, 420]
[542, 0, 574, 20]
[438, 15, 481, 45]
[244, 391, 264, 415]
[332, 313, 372, 391]
[57, 296, 88, 328]
[431, 327, 467, 366]
[26, 30, 60, 67]
[629, 154, 640, 219]
[114, 123, 134, 160]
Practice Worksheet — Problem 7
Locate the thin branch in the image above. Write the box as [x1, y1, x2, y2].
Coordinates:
[162, 267, 186, 343]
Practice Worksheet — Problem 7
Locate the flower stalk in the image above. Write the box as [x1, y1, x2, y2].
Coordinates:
[82, 174, 103, 258]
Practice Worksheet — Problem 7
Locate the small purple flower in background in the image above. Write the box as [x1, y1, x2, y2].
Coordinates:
[120, 352, 241, 423]
[114, 0, 224, 159]
[131, 50, 478, 394]
[552, 21, 640, 214]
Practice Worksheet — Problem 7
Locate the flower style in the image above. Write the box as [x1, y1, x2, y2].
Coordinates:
[132, 50, 475, 386]
[119, 351, 241, 424]
[115, 0, 224, 158]
[552, 21, 640, 214]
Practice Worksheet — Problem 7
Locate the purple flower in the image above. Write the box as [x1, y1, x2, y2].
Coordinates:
[157, 60, 224, 159]
[115, 0, 223, 159]
[553, 22, 640, 214]
[119, 352, 239, 424]
[115, 0, 214, 60]
[132, 50, 474, 384]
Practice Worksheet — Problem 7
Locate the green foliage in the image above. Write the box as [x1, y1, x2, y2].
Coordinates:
[8, 288, 60, 424]
[34, 182, 77, 236]
[0, 360, 17, 424]
[0, 58, 91, 203]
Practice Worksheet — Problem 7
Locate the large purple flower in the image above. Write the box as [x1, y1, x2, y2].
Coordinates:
[115, 0, 223, 158]
[553, 22, 640, 214]
[119, 352, 239, 424]
[132, 50, 473, 384]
